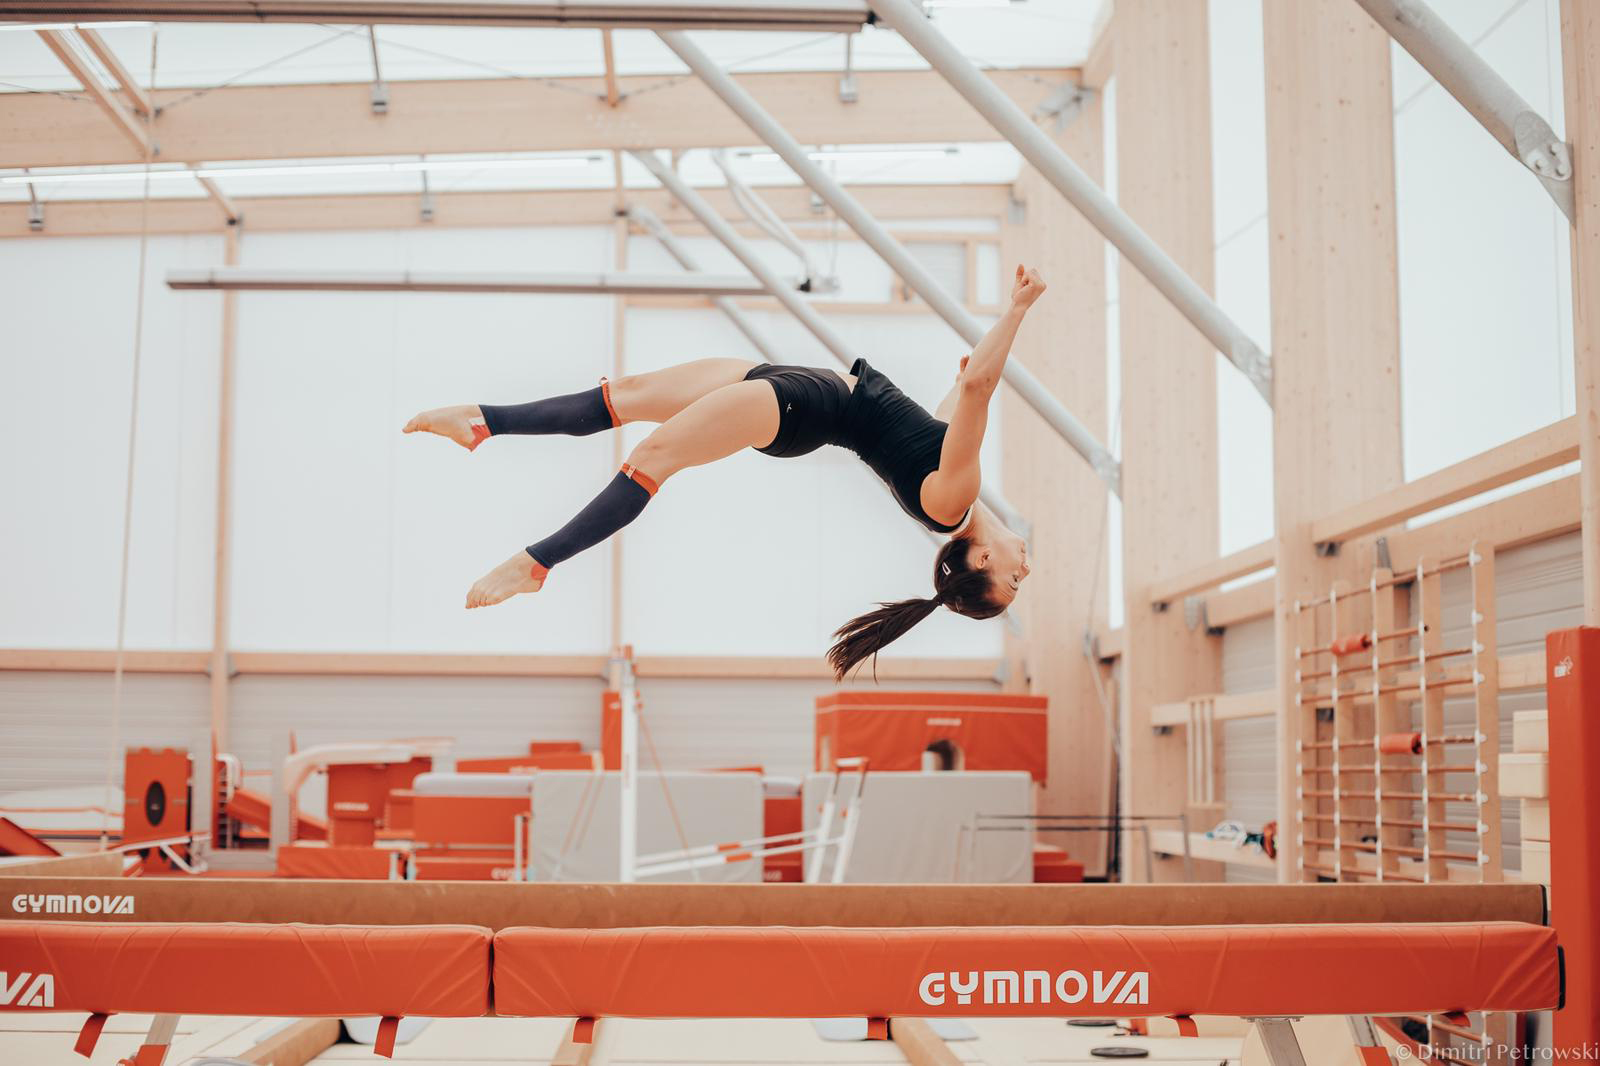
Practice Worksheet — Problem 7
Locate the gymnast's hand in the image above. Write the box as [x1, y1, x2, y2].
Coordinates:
[1010, 264, 1047, 310]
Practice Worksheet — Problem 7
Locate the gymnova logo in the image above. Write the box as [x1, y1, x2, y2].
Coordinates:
[918, 969, 1149, 1007]
[0, 972, 55, 1009]
[11, 893, 135, 916]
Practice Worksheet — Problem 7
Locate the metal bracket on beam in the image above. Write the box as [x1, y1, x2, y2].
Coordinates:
[1032, 82, 1092, 133]
[839, 32, 858, 104]
[1513, 111, 1573, 218]
[420, 170, 435, 222]
[25, 179, 43, 231]
[368, 28, 389, 115]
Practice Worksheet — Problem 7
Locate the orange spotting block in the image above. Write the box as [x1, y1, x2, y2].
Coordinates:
[0, 921, 491, 1018]
[1547, 627, 1600, 1053]
[493, 922, 1560, 1020]
[276, 843, 397, 880]
[815, 691, 1048, 783]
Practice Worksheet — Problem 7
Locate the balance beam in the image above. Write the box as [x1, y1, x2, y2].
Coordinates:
[0, 879, 1546, 931]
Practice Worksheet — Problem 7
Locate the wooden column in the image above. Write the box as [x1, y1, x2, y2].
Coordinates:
[210, 223, 241, 839]
[1263, 0, 1404, 878]
[1113, 0, 1223, 882]
[1562, 1, 1600, 624]
[1000, 94, 1111, 876]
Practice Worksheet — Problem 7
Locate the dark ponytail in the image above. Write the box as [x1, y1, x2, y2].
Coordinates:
[827, 537, 1005, 681]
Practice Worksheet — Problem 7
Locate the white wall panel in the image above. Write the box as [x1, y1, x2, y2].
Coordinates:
[0, 234, 223, 650]
[228, 225, 613, 652]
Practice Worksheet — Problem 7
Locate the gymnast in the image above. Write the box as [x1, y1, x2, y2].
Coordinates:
[405, 265, 1044, 678]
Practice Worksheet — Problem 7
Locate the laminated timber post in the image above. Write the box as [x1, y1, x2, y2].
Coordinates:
[1112, 1, 1225, 883]
[1001, 99, 1112, 876]
[1561, 1, 1600, 624]
[1265, 0, 1405, 879]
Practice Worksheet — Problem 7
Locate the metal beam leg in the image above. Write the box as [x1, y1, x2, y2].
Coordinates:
[1351, 0, 1574, 223]
[628, 152, 1031, 535]
[1251, 1019, 1309, 1066]
[1347, 1015, 1394, 1066]
[864, 0, 1274, 406]
[654, 30, 1121, 497]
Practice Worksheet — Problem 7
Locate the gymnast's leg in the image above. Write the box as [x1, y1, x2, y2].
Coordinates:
[403, 358, 757, 450]
[465, 378, 780, 607]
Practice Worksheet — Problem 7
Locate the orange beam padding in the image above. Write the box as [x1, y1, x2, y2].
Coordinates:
[0, 816, 58, 858]
[1548, 626, 1600, 1053]
[493, 922, 1560, 1020]
[0, 922, 491, 1018]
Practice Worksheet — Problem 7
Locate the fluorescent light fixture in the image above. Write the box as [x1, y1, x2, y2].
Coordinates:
[740, 147, 960, 165]
[0, 156, 603, 186]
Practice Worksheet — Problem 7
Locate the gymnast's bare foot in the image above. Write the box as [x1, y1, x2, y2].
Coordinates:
[403, 404, 489, 451]
[466, 550, 545, 608]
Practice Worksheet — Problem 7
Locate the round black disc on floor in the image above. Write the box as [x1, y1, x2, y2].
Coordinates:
[1091, 1047, 1149, 1058]
[1068, 1019, 1118, 1028]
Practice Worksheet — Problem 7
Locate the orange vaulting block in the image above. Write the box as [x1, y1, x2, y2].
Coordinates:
[492, 922, 1560, 1020]
[276, 844, 398, 880]
[1548, 626, 1600, 1054]
[123, 748, 191, 847]
[815, 691, 1048, 783]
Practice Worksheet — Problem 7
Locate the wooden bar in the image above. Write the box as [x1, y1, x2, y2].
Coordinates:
[74, 27, 152, 116]
[1311, 418, 1579, 548]
[209, 226, 240, 850]
[1265, 0, 1406, 877]
[1149, 539, 1274, 606]
[0, 185, 1012, 239]
[1115, 0, 1223, 883]
[34, 29, 150, 156]
[0, 878, 1548, 929]
[1563, 1, 1600, 624]
[0, 68, 1076, 170]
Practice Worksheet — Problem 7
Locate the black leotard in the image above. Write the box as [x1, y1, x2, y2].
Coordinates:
[744, 358, 967, 534]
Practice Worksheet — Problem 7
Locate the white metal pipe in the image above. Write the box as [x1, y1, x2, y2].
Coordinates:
[636, 827, 812, 865]
[655, 30, 1122, 497]
[627, 163, 1031, 534]
[167, 267, 769, 296]
[2, 0, 870, 30]
[863, 0, 1275, 406]
[1350, 0, 1574, 223]
[616, 656, 638, 884]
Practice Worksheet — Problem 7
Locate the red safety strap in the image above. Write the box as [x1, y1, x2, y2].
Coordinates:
[374, 1016, 401, 1058]
[127, 1045, 170, 1066]
[866, 1017, 890, 1041]
[74, 1013, 110, 1058]
[1358, 1044, 1394, 1066]
[1170, 1015, 1199, 1037]
[572, 1017, 597, 1044]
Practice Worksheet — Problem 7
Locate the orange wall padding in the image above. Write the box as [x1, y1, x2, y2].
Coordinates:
[493, 922, 1559, 1019]
[815, 691, 1048, 783]
[1548, 626, 1600, 1052]
[0, 922, 491, 1018]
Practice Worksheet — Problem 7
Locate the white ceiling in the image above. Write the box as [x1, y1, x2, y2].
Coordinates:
[0, 1, 1102, 91]
[0, 1, 1102, 201]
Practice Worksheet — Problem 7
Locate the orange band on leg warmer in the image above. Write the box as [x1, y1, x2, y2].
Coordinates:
[601, 380, 621, 428]
[620, 463, 660, 496]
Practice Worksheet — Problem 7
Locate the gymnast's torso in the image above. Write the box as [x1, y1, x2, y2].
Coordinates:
[743, 358, 965, 534]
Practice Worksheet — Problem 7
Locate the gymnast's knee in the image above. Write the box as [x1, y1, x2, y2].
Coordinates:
[624, 437, 672, 490]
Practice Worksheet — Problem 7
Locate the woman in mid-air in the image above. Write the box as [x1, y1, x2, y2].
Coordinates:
[405, 265, 1044, 679]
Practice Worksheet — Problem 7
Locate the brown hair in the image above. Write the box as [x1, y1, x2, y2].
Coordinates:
[826, 538, 1005, 681]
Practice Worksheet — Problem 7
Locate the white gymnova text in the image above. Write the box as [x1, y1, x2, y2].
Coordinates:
[917, 969, 1149, 1007]
[11, 893, 135, 916]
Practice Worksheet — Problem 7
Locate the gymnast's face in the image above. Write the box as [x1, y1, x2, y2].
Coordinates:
[972, 532, 1030, 606]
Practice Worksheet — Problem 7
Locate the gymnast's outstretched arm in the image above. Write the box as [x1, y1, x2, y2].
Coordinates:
[921, 265, 1047, 525]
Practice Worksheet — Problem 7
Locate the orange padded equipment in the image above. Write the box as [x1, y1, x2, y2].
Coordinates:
[1548, 626, 1600, 1054]
[1378, 732, 1424, 755]
[0, 922, 491, 1019]
[276, 843, 398, 880]
[1331, 633, 1373, 656]
[493, 922, 1560, 1020]
[815, 691, 1048, 783]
